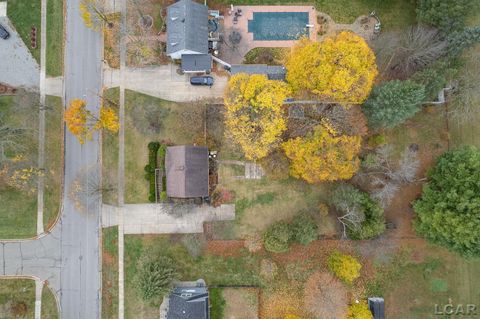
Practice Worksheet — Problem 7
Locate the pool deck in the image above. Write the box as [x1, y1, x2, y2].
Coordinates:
[221, 6, 317, 64]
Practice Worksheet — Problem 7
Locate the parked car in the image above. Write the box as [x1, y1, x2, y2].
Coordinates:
[190, 76, 214, 86]
[0, 24, 10, 40]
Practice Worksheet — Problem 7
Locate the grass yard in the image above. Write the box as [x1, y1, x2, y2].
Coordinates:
[124, 235, 261, 319]
[368, 244, 480, 319]
[46, 0, 64, 76]
[124, 90, 205, 203]
[43, 95, 63, 231]
[102, 88, 120, 205]
[102, 227, 119, 319]
[0, 94, 39, 239]
[41, 285, 59, 319]
[7, 0, 41, 62]
[0, 279, 36, 318]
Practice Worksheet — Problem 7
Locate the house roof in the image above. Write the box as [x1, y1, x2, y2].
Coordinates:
[166, 0, 209, 55]
[165, 145, 209, 198]
[229, 64, 287, 81]
[368, 297, 385, 319]
[167, 286, 209, 319]
[181, 54, 212, 72]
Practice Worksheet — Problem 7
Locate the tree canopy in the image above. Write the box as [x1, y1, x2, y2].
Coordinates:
[263, 221, 292, 253]
[414, 146, 480, 257]
[285, 32, 378, 104]
[416, 0, 475, 33]
[362, 80, 426, 129]
[224, 73, 290, 160]
[328, 251, 362, 284]
[283, 121, 361, 183]
[346, 302, 374, 319]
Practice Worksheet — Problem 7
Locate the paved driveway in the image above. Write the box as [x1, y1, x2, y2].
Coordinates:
[0, 17, 39, 90]
[104, 65, 228, 102]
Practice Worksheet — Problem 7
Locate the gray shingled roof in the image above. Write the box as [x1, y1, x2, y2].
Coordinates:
[165, 146, 209, 198]
[368, 297, 385, 319]
[167, 286, 209, 319]
[166, 0, 209, 55]
[181, 54, 212, 72]
[229, 64, 287, 80]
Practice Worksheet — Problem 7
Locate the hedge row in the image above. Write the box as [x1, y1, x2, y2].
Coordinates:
[144, 142, 167, 202]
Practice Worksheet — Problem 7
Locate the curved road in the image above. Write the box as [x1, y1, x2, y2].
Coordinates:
[1, 0, 103, 318]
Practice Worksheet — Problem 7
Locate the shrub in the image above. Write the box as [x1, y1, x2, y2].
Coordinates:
[362, 80, 426, 130]
[412, 59, 460, 100]
[367, 134, 386, 148]
[263, 222, 292, 253]
[416, 0, 475, 33]
[291, 213, 318, 245]
[414, 146, 480, 257]
[346, 302, 373, 319]
[328, 251, 362, 284]
[160, 191, 167, 202]
[148, 141, 160, 151]
[210, 288, 226, 319]
[135, 255, 177, 305]
[329, 184, 385, 240]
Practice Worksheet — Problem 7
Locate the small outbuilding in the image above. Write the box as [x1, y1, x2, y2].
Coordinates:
[161, 280, 210, 319]
[229, 64, 287, 81]
[165, 145, 209, 199]
[181, 54, 212, 73]
[368, 297, 385, 319]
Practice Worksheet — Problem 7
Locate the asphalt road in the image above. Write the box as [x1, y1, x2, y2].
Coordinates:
[1, 0, 103, 318]
[60, 0, 103, 317]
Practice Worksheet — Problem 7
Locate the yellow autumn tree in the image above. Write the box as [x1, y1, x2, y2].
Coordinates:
[282, 120, 361, 183]
[65, 99, 119, 144]
[328, 251, 362, 284]
[284, 315, 304, 319]
[346, 302, 373, 319]
[285, 32, 378, 104]
[224, 73, 291, 161]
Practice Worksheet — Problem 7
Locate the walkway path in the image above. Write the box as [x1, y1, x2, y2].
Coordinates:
[103, 66, 227, 102]
[34, 279, 43, 319]
[102, 203, 235, 234]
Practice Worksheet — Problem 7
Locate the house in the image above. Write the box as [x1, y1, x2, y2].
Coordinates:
[165, 145, 209, 198]
[368, 297, 385, 319]
[166, 0, 212, 72]
[161, 280, 210, 319]
[229, 64, 287, 81]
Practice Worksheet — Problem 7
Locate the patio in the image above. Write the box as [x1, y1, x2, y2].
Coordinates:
[220, 5, 317, 64]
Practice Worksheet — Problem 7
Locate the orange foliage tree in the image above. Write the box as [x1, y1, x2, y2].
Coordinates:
[285, 32, 378, 104]
[224, 73, 291, 160]
[65, 99, 119, 144]
[282, 120, 361, 183]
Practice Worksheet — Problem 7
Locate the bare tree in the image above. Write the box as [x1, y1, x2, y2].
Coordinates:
[357, 145, 420, 208]
[449, 58, 480, 125]
[375, 26, 448, 79]
[69, 166, 116, 212]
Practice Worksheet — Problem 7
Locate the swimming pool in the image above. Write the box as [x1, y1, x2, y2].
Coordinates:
[247, 12, 309, 41]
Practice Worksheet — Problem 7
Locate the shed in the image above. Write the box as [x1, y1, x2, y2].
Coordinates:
[181, 54, 212, 73]
[229, 64, 287, 81]
[166, 0, 209, 60]
[165, 145, 209, 198]
[368, 297, 385, 319]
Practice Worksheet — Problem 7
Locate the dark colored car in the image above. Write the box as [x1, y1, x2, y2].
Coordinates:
[0, 24, 10, 40]
[190, 76, 214, 86]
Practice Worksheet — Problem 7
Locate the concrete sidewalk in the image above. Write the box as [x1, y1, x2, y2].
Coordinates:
[103, 65, 227, 102]
[102, 203, 235, 234]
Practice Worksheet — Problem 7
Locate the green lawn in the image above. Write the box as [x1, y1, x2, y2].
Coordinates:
[102, 227, 119, 319]
[43, 95, 63, 231]
[372, 245, 480, 319]
[124, 235, 261, 319]
[0, 279, 36, 318]
[124, 90, 204, 203]
[41, 285, 59, 319]
[46, 0, 64, 76]
[7, 0, 41, 62]
[0, 94, 39, 239]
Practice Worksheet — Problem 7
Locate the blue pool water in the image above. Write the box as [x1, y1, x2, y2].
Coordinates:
[247, 12, 309, 41]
